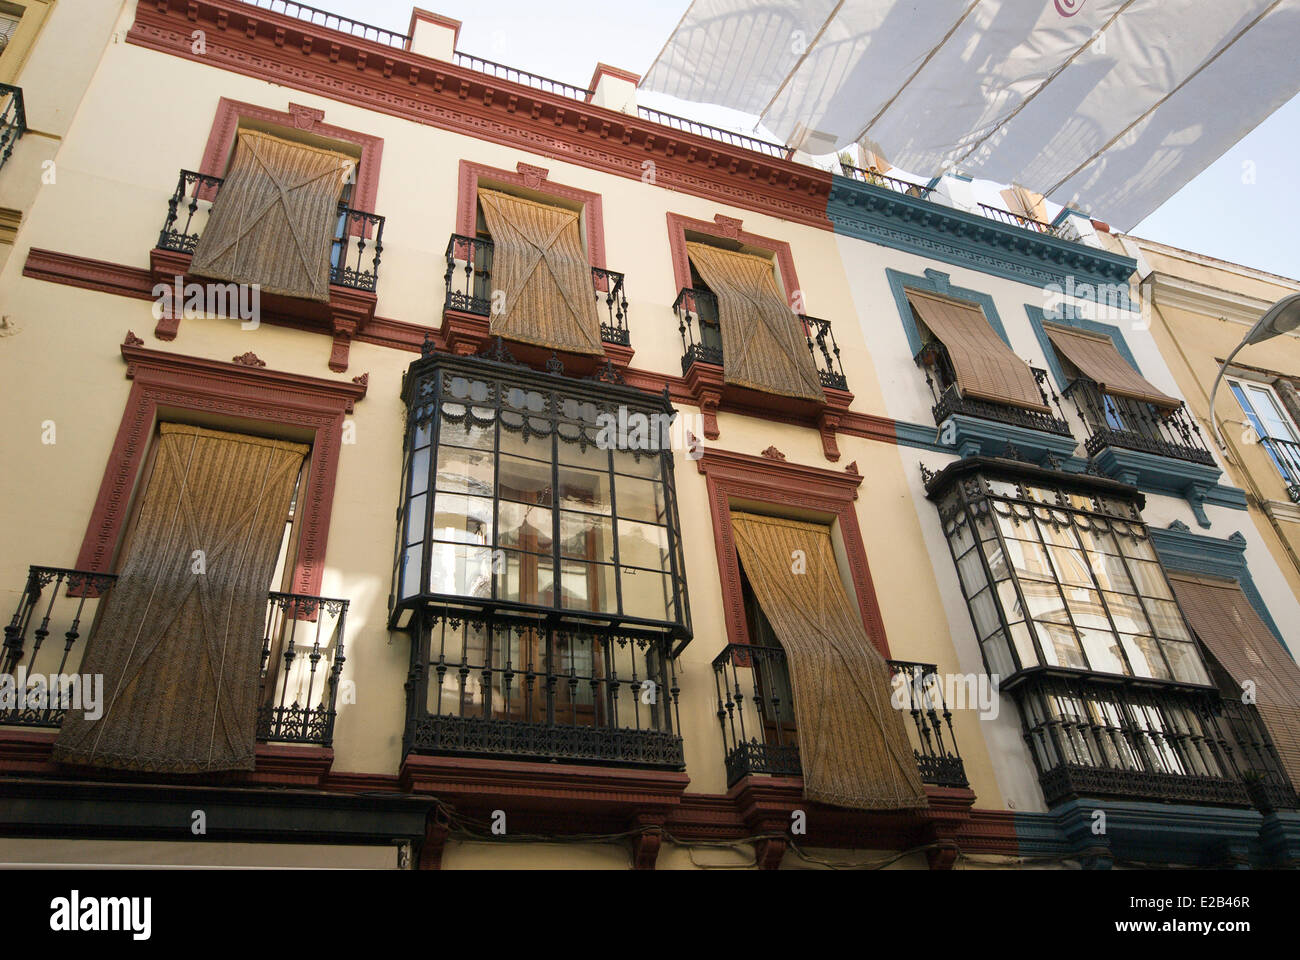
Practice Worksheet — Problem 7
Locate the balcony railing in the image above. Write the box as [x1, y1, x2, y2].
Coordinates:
[0, 83, 25, 173]
[711, 643, 968, 789]
[1259, 436, 1300, 503]
[1063, 377, 1215, 467]
[245, 0, 409, 47]
[406, 604, 684, 768]
[156, 169, 385, 294]
[453, 52, 593, 102]
[637, 105, 792, 160]
[442, 234, 630, 346]
[977, 203, 1064, 237]
[1, 565, 349, 748]
[1015, 672, 1296, 809]
[916, 340, 1073, 437]
[674, 287, 848, 391]
[839, 163, 932, 198]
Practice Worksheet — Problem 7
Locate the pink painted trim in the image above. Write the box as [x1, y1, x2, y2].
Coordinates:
[457, 159, 607, 269]
[74, 340, 368, 598]
[666, 212, 802, 308]
[198, 97, 384, 226]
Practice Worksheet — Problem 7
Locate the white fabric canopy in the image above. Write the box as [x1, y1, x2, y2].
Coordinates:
[642, 0, 1300, 228]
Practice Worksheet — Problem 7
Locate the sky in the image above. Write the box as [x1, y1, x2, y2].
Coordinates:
[315, 0, 1299, 281]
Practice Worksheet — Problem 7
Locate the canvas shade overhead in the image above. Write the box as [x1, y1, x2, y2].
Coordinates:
[189, 130, 351, 302]
[640, 0, 1300, 229]
[53, 424, 308, 773]
[1168, 573, 1300, 792]
[476, 189, 603, 356]
[685, 242, 824, 402]
[1044, 323, 1178, 409]
[729, 511, 927, 810]
[906, 289, 1048, 412]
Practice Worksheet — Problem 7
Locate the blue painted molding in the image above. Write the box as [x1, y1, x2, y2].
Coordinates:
[828, 174, 1138, 295]
[1024, 302, 1143, 395]
[1150, 522, 1286, 646]
[1090, 446, 1222, 527]
[886, 267, 1012, 357]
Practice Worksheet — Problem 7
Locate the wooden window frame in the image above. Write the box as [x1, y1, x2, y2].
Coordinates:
[74, 335, 367, 598]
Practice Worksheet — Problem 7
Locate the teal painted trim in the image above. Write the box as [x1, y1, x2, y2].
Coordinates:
[1016, 799, 1267, 866]
[1024, 303, 1143, 395]
[828, 174, 1138, 295]
[1150, 523, 1287, 646]
[886, 267, 1012, 357]
[1202, 483, 1249, 511]
[940, 413, 1081, 465]
[1089, 446, 1223, 526]
[894, 419, 951, 454]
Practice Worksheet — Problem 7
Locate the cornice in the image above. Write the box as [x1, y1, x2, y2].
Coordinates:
[1146, 271, 1293, 330]
[828, 175, 1138, 291]
[126, 0, 831, 229]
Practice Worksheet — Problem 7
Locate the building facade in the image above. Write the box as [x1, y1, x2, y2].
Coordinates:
[0, 0, 1296, 869]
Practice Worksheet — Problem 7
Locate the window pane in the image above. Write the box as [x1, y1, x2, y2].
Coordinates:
[1006, 538, 1055, 580]
[498, 502, 553, 553]
[1035, 621, 1087, 669]
[429, 541, 494, 598]
[1047, 545, 1092, 586]
[413, 421, 432, 449]
[439, 407, 495, 449]
[400, 545, 423, 599]
[559, 510, 615, 563]
[617, 519, 669, 570]
[1078, 627, 1126, 675]
[558, 465, 612, 514]
[969, 587, 1000, 639]
[616, 474, 666, 523]
[1009, 622, 1038, 669]
[556, 431, 610, 470]
[494, 549, 554, 605]
[1117, 530, 1157, 561]
[956, 547, 988, 597]
[1128, 560, 1173, 599]
[1036, 518, 1082, 549]
[1102, 591, 1150, 635]
[499, 454, 553, 506]
[983, 541, 1010, 582]
[1146, 599, 1191, 640]
[1022, 579, 1070, 623]
[1162, 640, 1210, 685]
[620, 566, 671, 621]
[436, 445, 494, 496]
[499, 417, 552, 460]
[431, 493, 492, 542]
[1120, 634, 1171, 680]
[982, 631, 1015, 676]
[1064, 587, 1109, 632]
[405, 492, 426, 546]
[409, 447, 430, 495]
[613, 449, 664, 480]
[1090, 552, 1134, 594]
[558, 560, 617, 613]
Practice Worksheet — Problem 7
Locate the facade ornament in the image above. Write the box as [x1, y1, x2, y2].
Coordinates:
[760, 446, 785, 461]
[232, 351, 267, 367]
[516, 162, 548, 188]
[123, 330, 145, 347]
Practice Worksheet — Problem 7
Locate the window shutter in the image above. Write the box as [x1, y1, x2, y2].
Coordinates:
[190, 130, 352, 303]
[476, 189, 603, 355]
[729, 511, 928, 810]
[1044, 323, 1179, 410]
[1168, 572, 1300, 792]
[53, 424, 309, 773]
[906, 289, 1050, 412]
[685, 242, 824, 402]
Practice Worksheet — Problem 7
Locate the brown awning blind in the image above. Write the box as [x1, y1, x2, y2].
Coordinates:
[686, 242, 824, 402]
[477, 189, 603, 356]
[1168, 572, 1300, 792]
[53, 424, 309, 773]
[729, 511, 927, 810]
[906, 289, 1049, 413]
[190, 130, 351, 302]
[1044, 323, 1179, 410]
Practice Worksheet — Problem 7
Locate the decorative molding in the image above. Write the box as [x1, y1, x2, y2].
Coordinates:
[1146, 272, 1283, 328]
[1024, 302, 1145, 395]
[126, 0, 832, 229]
[695, 447, 891, 657]
[760, 445, 785, 460]
[22, 248, 156, 301]
[231, 350, 267, 367]
[829, 175, 1137, 294]
[666, 211, 802, 307]
[886, 267, 1015, 358]
[74, 340, 368, 598]
[457, 159, 607, 268]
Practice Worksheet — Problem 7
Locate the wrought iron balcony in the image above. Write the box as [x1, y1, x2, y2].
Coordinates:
[977, 203, 1064, 237]
[839, 163, 932, 198]
[156, 168, 385, 293]
[916, 340, 1073, 438]
[0, 83, 24, 173]
[404, 604, 684, 768]
[442, 234, 630, 346]
[1063, 377, 1215, 467]
[1260, 436, 1300, 503]
[1014, 672, 1297, 810]
[638, 105, 792, 159]
[673, 286, 848, 391]
[711, 643, 968, 789]
[1, 565, 349, 748]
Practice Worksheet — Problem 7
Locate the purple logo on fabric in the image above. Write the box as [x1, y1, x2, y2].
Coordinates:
[1055, 0, 1085, 15]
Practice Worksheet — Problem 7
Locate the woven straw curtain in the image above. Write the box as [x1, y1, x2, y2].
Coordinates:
[477, 189, 603, 355]
[190, 130, 351, 302]
[1168, 573, 1300, 791]
[685, 242, 824, 402]
[906, 290, 1050, 412]
[729, 512, 927, 810]
[53, 424, 308, 773]
[1044, 324, 1179, 410]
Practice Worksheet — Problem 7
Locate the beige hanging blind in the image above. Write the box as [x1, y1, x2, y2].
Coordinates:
[1044, 323, 1179, 410]
[190, 130, 352, 302]
[1168, 572, 1300, 792]
[729, 512, 928, 810]
[906, 289, 1050, 412]
[476, 189, 603, 355]
[53, 424, 309, 773]
[685, 242, 824, 402]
